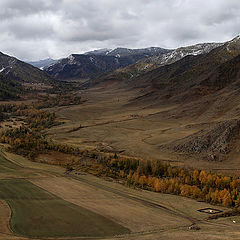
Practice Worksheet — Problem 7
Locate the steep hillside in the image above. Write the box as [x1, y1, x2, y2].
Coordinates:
[146, 42, 223, 67]
[201, 54, 240, 90]
[90, 42, 224, 88]
[45, 54, 136, 80]
[129, 36, 240, 103]
[145, 38, 240, 161]
[45, 47, 170, 80]
[0, 52, 54, 84]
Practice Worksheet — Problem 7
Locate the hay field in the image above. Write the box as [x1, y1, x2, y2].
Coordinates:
[0, 149, 240, 239]
[0, 179, 129, 238]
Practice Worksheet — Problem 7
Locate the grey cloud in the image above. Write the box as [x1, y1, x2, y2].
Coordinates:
[201, 0, 240, 26]
[2, 15, 54, 39]
[0, 0, 239, 61]
[0, 0, 61, 19]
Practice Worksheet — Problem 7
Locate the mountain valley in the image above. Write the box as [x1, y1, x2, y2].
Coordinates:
[2, 36, 240, 240]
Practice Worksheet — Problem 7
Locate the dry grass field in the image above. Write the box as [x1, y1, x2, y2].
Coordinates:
[0, 179, 129, 238]
[0, 148, 240, 239]
[2, 86, 240, 239]
[46, 86, 240, 174]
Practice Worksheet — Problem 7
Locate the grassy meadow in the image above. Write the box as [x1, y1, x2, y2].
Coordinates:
[0, 178, 130, 238]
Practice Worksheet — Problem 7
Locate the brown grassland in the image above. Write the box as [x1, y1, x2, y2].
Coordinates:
[48, 86, 240, 174]
[1, 149, 240, 240]
[1, 86, 240, 239]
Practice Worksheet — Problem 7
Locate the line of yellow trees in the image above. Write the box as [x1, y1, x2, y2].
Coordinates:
[83, 156, 240, 208]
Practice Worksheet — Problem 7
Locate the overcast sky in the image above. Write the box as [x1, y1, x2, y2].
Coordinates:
[0, 0, 240, 61]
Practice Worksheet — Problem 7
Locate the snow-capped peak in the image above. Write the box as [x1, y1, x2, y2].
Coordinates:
[67, 54, 76, 64]
[68, 54, 75, 61]
[229, 35, 240, 43]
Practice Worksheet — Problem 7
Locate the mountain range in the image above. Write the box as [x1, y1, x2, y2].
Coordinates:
[37, 43, 223, 81]
[129, 36, 240, 102]
[44, 54, 138, 80]
[43, 47, 170, 80]
[85, 47, 169, 59]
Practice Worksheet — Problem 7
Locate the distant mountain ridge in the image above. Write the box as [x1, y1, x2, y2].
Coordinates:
[44, 54, 136, 80]
[116, 42, 225, 78]
[44, 47, 171, 80]
[145, 42, 224, 67]
[85, 47, 169, 59]
[87, 41, 225, 89]
[44, 43, 224, 80]
[27, 58, 58, 70]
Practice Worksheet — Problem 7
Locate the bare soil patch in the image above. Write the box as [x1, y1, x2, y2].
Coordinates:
[0, 200, 12, 235]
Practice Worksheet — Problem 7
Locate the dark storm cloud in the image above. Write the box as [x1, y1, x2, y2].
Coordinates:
[0, 0, 239, 60]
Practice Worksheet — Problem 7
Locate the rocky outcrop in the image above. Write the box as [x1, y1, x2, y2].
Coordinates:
[163, 120, 240, 161]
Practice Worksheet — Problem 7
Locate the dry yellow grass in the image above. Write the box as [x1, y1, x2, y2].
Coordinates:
[30, 172, 229, 232]
[45, 87, 240, 173]
[2, 87, 240, 239]
[1, 147, 240, 240]
[31, 176, 189, 232]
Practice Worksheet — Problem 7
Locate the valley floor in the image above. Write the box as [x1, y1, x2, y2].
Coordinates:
[2, 85, 240, 239]
[47, 86, 240, 176]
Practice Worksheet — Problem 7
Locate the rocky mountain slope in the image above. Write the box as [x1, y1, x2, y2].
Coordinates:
[44, 47, 170, 80]
[128, 36, 240, 102]
[44, 43, 225, 81]
[138, 36, 240, 161]
[0, 52, 58, 100]
[145, 42, 224, 67]
[86, 47, 170, 60]
[166, 119, 240, 161]
[0, 52, 54, 84]
[90, 42, 224, 87]
[45, 54, 135, 80]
